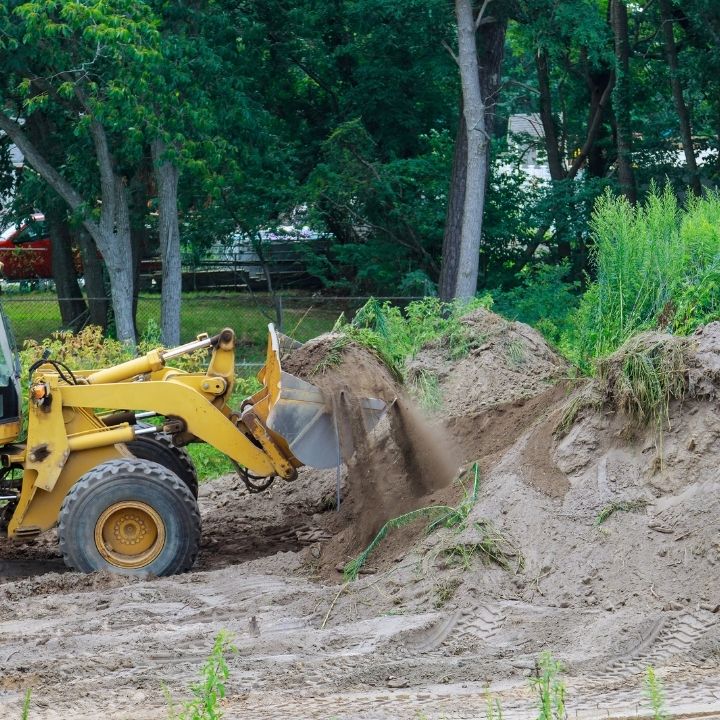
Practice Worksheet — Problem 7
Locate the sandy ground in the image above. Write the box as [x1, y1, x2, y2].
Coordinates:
[3, 311, 720, 719]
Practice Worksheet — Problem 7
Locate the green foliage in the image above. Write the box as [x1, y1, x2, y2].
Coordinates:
[338, 296, 493, 379]
[21, 689, 31, 720]
[492, 264, 580, 348]
[167, 631, 237, 720]
[573, 188, 720, 365]
[530, 652, 566, 720]
[644, 666, 668, 720]
[594, 499, 649, 525]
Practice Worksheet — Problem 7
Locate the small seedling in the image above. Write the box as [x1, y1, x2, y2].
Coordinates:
[21, 689, 31, 720]
[530, 652, 566, 720]
[167, 631, 237, 720]
[644, 666, 667, 720]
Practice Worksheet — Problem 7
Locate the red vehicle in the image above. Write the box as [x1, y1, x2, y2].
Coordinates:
[0, 214, 53, 280]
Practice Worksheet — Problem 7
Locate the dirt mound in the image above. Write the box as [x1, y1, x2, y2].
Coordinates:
[432, 320, 720, 613]
[406, 308, 568, 418]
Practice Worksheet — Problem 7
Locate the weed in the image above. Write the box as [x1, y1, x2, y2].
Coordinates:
[530, 652, 566, 720]
[484, 687, 504, 720]
[343, 504, 455, 581]
[168, 631, 237, 720]
[344, 464, 481, 580]
[553, 385, 601, 438]
[597, 332, 689, 429]
[311, 334, 351, 375]
[573, 186, 720, 364]
[443, 520, 524, 573]
[594, 499, 649, 525]
[409, 368, 443, 412]
[427, 464, 481, 532]
[21, 689, 31, 720]
[644, 666, 667, 720]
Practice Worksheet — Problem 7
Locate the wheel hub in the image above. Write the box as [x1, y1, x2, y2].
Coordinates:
[94, 501, 166, 569]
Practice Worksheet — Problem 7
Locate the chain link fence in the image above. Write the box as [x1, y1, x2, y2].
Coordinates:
[1, 293, 419, 369]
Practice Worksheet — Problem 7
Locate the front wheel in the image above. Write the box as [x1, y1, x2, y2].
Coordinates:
[58, 459, 201, 576]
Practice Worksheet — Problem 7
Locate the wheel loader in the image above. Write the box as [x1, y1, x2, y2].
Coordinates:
[0, 313, 385, 576]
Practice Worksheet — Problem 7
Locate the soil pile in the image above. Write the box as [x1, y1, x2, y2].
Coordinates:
[406, 308, 568, 417]
[407, 308, 570, 473]
[434, 321, 720, 613]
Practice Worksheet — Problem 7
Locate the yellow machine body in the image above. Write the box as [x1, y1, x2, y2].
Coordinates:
[5, 327, 310, 539]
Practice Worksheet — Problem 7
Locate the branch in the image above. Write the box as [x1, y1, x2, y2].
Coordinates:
[567, 71, 615, 178]
[441, 39, 459, 65]
[0, 110, 100, 238]
[474, 0, 493, 29]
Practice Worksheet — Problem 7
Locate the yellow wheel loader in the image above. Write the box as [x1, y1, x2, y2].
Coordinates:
[0, 317, 385, 576]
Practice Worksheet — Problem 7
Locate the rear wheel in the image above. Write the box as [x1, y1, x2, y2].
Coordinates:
[59, 459, 201, 576]
[127, 432, 199, 498]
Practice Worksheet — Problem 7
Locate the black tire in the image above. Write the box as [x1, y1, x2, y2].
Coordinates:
[127, 433, 199, 498]
[58, 459, 201, 576]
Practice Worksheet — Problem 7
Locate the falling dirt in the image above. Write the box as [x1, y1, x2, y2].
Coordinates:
[283, 335, 458, 556]
[3, 313, 720, 718]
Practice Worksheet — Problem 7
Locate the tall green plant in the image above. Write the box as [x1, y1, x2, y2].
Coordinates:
[530, 652, 566, 720]
[573, 186, 720, 364]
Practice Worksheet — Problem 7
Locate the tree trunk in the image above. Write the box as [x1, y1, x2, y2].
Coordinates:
[453, 0, 488, 299]
[659, 0, 702, 195]
[611, 0, 637, 202]
[440, 11, 507, 299]
[75, 228, 110, 329]
[438, 109, 466, 301]
[45, 208, 88, 330]
[536, 49, 565, 181]
[88, 120, 136, 345]
[151, 139, 182, 346]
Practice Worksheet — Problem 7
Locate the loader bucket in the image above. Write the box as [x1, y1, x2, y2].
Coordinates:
[257, 325, 387, 469]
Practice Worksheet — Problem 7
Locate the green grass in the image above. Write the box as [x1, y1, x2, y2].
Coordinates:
[2, 292, 340, 362]
[597, 332, 689, 429]
[594, 499, 649, 525]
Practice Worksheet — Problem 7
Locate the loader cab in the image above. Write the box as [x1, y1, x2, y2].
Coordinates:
[0, 302, 22, 443]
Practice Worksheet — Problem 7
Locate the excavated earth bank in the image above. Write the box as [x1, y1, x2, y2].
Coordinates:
[2, 312, 720, 718]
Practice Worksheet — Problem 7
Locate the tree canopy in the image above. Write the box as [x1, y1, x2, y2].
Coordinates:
[0, 0, 718, 331]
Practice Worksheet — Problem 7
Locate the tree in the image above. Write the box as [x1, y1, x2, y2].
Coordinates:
[0, 0, 164, 345]
[659, 0, 702, 196]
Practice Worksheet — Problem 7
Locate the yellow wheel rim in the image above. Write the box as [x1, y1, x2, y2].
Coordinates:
[94, 501, 166, 569]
